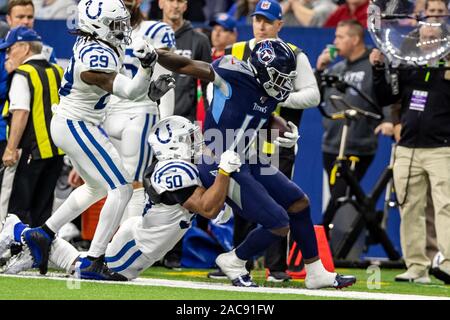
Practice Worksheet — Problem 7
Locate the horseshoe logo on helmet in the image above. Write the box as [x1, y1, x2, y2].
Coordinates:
[155, 124, 173, 144]
[86, 0, 103, 20]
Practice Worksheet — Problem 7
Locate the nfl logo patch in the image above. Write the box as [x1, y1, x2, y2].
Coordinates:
[261, 0, 271, 10]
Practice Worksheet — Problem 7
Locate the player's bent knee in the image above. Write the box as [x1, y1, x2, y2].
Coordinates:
[287, 196, 310, 214]
[270, 225, 289, 237]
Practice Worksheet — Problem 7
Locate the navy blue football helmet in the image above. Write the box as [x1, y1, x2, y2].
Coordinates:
[248, 39, 297, 101]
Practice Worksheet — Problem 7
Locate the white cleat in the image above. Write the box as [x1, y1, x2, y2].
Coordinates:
[306, 271, 357, 289]
[215, 249, 248, 280]
[3, 246, 34, 274]
[0, 214, 21, 257]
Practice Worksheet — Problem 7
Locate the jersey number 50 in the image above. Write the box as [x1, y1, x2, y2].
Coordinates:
[166, 175, 183, 189]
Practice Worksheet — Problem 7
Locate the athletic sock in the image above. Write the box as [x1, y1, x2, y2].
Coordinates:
[288, 206, 318, 260]
[235, 226, 283, 261]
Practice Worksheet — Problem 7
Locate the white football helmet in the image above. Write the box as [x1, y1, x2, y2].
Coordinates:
[78, 0, 132, 47]
[148, 116, 204, 161]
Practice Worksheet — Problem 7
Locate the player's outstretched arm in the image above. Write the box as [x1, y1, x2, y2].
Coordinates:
[182, 151, 241, 219]
[156, 49, 215, 83]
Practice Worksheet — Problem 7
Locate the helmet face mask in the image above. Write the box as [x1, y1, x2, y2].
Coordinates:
[262, 66, 297, 101]
[249, 39, 297, 101]
[149, 116, 204, 162]
[107, 17, 132, 46]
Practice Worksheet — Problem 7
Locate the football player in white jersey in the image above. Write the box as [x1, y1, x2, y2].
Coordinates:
[103, 0, 176, 222]
[0, 116, 242, 280]
[18, 0, 174, 281]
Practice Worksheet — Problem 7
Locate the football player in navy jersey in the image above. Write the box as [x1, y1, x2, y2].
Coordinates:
[156, 38, 357, 288]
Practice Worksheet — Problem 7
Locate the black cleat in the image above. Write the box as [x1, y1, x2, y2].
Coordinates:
[432, 267, 450, 284]
[231, 274, 258, 287]
[21, 227, 52, 275]
[267, 271, 292, 283]
[333, 274, 357, 289]
[76, 256, 128, 281]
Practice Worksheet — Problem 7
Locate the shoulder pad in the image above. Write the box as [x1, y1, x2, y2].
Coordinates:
[214, 55, 254, 77]
[78, 43, 119, 72]
[142, 21, 176, 50]
[151, 160, 200, 194]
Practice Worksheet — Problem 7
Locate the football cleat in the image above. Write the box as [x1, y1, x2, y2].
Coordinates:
[231, 274, 258, 287]
[215, 250, 248, 281]
[0, 214, 23, 257]
[332, 274, 357, 289]
[21, 227, 52, 275]
[3, 246, 34, 274]
[75, 256, 128, 281]
[267, 271, 292, 283]
[306, 272, 357, 289]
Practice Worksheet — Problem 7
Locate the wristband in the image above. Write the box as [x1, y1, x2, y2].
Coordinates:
[218, 168, 230, 176]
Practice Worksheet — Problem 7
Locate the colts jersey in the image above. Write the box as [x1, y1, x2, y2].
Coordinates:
[108, 21, 176, 116]
[56, 37, 123, 125]
[204, 55, 280, 156]
[145, 159, 200, 222]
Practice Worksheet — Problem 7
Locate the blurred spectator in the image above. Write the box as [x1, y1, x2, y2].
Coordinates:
[323, 0, 369, 28]
[315, 19, 393, 238]
[33, 0, 77, 20]
[227, 0, 260, 25]
[281, 0, 337, 27]
[0, 27, 64, 227]
[209, 13, 237, 60]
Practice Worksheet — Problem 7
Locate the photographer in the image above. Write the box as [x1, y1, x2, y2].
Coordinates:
[315, 19, 393, 234]
[370, 24, 450, 284]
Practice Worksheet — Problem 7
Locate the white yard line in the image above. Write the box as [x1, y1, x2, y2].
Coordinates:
[0, 273, 448, 300]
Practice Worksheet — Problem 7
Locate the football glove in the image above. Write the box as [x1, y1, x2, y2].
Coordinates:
[218, 150, 242, 174]
[148, 74, 176, 101]
[132, 37, 158, 69]
[273, 121, 299, 148]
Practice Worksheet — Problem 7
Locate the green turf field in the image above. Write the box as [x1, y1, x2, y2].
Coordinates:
[0, 267, 449, 300]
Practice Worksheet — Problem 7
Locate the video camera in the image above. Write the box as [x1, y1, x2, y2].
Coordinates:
[319, 73, 348, 93]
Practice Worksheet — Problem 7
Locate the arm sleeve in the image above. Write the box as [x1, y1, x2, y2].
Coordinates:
[163, 185, 198, 206]
[9, 74, 31, 112]
[280, 52, 321, 109]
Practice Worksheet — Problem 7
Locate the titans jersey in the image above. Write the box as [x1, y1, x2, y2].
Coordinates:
[205, 55, 280, 155]
[56, 37, 123, 125]
[108, 21, 176, 116]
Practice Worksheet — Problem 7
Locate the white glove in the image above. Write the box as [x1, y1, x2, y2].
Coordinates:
[132, 37, 158, 69]
[273, 121, 299, 148]
[219, 150, 242, 174]
[212, 205, 233, 225]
